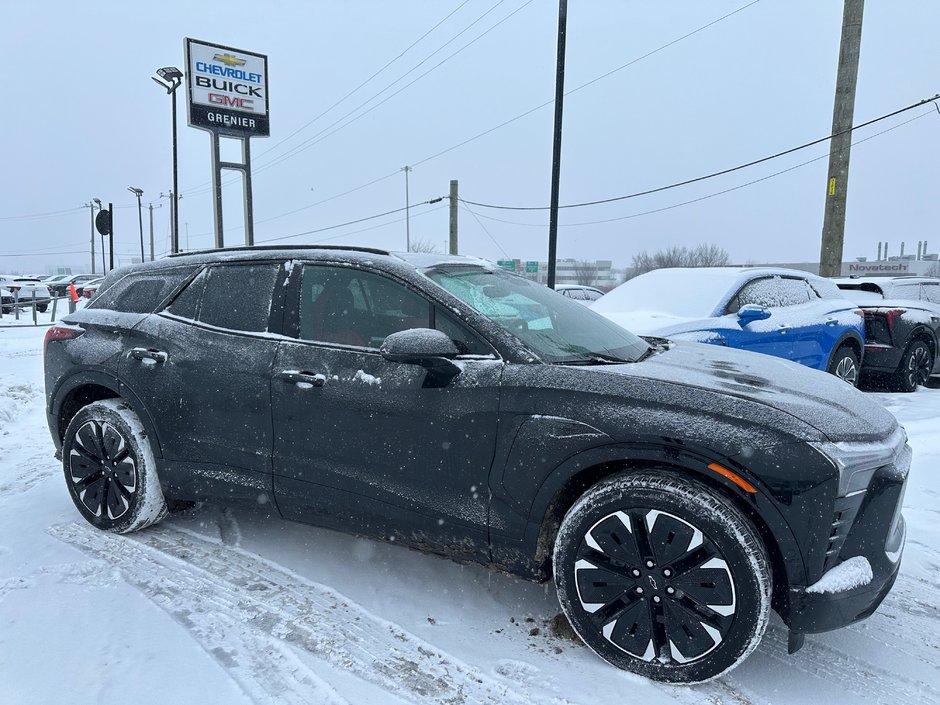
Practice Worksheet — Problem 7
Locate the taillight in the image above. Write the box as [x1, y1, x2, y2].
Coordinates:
[44, 325, 83, 355]
[882, 309, 906, 330]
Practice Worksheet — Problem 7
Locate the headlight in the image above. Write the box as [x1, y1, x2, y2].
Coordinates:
[811, 426, 908, 497]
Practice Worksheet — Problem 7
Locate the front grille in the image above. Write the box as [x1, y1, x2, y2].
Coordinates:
[824, 495, 864, 571]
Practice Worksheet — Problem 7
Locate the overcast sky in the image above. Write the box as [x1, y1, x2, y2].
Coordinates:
[2, 0, 938, 274]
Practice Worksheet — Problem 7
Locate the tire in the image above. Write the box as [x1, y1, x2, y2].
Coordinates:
[553, 471, 771, 684]
[826, 344, 859, 386]
[889, 339, 933, 393]
[62, 399, 168, 533]
[38, 304, 48, 313]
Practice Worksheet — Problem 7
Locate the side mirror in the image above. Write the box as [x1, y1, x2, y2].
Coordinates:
[380, 328, 461, 386]
[737, 304, 771, 325]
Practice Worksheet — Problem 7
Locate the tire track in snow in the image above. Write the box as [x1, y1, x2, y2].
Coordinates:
[50, 522, 559, 705]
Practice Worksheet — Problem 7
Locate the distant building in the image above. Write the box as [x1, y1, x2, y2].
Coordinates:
[494, 258, 618, 289]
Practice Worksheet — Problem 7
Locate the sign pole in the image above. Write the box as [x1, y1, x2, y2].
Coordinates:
[108, 202, 114, 271]
[211, 131, 225, 248]
[243, 137, 254, 246]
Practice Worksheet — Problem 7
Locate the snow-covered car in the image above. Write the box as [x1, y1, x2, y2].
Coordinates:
[79, 277, 105, 299]
[834, 276, 940, 391]
[46, 273, 98, 298]
[592, 267, 865, 383]
[44, 247, 909, 683]
[0, 275, 52, 312]
[555, 284, 604, 305]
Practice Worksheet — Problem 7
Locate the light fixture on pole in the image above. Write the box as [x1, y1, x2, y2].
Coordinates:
[92, 198, 105, 272]
[152, 66, 183, 255]
[127, 187, 145, 262]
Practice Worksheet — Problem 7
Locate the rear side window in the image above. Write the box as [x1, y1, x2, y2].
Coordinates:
[923, 284, 940, 304]
[198, 263, 280, 332]
[90, 266, 197, 313]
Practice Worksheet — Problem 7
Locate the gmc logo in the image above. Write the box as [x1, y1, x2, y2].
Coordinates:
[208, 93, 254, 109]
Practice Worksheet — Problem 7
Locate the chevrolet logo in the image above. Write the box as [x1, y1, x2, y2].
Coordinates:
[214, 53, 246, 67]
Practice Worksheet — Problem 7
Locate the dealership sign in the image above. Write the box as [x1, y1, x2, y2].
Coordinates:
[185, 38, 269, 137]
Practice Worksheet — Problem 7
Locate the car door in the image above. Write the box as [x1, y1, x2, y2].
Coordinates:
[119, 261, 285, 502]
[270, 262, 502, 561]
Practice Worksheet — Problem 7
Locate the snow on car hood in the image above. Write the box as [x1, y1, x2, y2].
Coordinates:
[589, 341, 897, 443]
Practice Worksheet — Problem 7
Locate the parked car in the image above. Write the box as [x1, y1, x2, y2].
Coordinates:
[555, 284, 605, 305]
[0, 287, 13, 314]
[593, 267, 865, 384]
[80, 277, 105, 299]
[46, 273, 99, 298]
[0, 275, 52, 312]
[834, 276, 940, 391]
[45, 247, 908, 683]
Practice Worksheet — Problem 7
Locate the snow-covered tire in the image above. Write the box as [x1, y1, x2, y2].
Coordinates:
[553, 471, 771, 684]
[62, 399, 168, 533]
[889, 339, 933, 393]
[827, 344, 859, 386]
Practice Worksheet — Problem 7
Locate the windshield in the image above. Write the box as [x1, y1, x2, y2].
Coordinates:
[425, 266, 650, 364]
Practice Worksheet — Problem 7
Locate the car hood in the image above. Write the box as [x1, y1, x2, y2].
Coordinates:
[587, 341, 897, 443]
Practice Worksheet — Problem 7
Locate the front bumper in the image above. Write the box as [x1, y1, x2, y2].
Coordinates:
[784, 446, 909, 635]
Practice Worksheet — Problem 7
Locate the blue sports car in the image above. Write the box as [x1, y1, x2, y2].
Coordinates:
[593, 267, 865, 384]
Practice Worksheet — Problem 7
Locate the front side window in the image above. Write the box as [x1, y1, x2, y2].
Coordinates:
[197, 263, 279, 332]
[733, 276, 812, 310]
[425, 266, 649, 364]
[298, 265, 430, 348]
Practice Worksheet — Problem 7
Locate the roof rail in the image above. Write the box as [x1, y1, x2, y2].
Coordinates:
[167, 244, 391, 258]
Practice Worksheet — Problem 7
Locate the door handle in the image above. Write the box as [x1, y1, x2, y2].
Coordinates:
[825, 318, 839, 326]
[278, 370, 326, 388]
[130, 348, 168, 363]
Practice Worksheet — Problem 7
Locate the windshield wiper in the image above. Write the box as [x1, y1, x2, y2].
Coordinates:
[557, 353, 630, 365]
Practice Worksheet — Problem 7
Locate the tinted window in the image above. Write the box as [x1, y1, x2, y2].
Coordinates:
[90, 266, 198, 313]
[165, 269, 207, 320]
[199, 263, 279, 332]
[733, 276, 812, 309]
[298, 265, 430, 347]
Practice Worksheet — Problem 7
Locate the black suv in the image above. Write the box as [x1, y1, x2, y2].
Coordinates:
[44, 246, 909, 683]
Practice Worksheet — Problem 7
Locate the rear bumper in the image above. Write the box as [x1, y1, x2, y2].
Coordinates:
[861, 344, 904, 374]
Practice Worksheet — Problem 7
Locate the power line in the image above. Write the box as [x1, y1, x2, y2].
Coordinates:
[257, 196, 445, 244]
[460, 93, 940, 211]
[460, 201, 510, 258]
[464, 109, 936, 229]
[182, 0, 522, 198]
[0, 206, 84, 222]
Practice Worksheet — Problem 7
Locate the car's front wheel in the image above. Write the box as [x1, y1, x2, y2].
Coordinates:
[62, 399, 168, 533]
[890, 339, 933, 393]
[827, 344, 859, 385]
[553, 471, 771, 683]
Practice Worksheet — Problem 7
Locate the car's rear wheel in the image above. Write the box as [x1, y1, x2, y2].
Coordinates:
[62, 399, 168, 533]
[553, 471, 771, 683]
[827, 344, 859, 385]
[37, 304, 48, 313]
[890, 339, 933, 393]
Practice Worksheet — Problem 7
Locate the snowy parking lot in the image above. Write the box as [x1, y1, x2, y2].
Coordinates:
[1, 322, 938, 705]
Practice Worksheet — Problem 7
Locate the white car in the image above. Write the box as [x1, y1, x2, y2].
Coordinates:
[554, 284, 604, 305]
[0, 275, 52, 312]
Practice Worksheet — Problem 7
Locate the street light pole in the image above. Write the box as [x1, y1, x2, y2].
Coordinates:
[92, 198, 105, 272]
[128, 187, 145, 262]
[546, 0, 568, 290]
[402, 165, 412, 252]
[152, 67, 184, 255]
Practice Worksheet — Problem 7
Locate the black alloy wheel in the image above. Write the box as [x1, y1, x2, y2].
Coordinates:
[62, 399, 168, 533]
[892, 340, 933, 393]
[554, 472, 770, 683]
[68, 418, 138, 523]
[828, 345, 859, 386]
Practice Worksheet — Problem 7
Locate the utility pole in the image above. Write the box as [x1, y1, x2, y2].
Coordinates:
[402, 165, 412, 252]
[93, 198, 105, 271]
[449, 179, 458, 255]
[546, 0, 568, 289]
[819, 0, 865, 278]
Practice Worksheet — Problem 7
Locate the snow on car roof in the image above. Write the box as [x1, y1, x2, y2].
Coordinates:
[593, 267, 819, 318]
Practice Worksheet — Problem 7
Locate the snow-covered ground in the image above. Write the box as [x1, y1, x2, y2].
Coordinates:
[1, 323, 938, 705]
